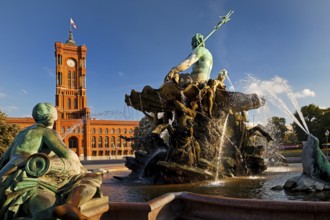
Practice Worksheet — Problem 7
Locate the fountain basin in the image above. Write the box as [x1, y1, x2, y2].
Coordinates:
[103, 192, 330, 220]
[99, 165, 330, 219]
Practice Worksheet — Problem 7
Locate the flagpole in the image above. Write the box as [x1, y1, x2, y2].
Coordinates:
[69, 18, 72, 31]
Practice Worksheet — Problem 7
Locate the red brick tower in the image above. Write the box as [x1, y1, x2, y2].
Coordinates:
[54, 30, 91, 159]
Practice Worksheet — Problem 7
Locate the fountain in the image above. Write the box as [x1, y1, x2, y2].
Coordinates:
[115, 11, 273, 184]
[105, 73, 330, 219]
[106, 11, 330, 219]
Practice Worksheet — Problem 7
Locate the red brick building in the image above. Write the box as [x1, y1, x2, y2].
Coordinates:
[6, 31, 138, 160]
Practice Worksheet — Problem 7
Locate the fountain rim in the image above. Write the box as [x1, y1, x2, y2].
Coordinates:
[105, 191, 330, 219]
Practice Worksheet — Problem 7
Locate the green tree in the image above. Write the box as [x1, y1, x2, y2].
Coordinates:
[292, 104, 330, 144]
[265, 116, 288, 144]
[0, 111, 20, 155]
[283, 130, 298, 145]
[131, 116, 152, 151]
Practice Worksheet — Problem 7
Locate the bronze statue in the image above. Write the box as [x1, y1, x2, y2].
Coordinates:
[120, 11, 272, 184]
[0, 103, 104, 220]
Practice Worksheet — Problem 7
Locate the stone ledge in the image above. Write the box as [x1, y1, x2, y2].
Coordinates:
[102, 192, 330, 220]
[81, 196, 109, 220]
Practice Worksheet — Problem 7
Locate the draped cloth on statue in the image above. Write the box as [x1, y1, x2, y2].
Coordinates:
[0, 152, 103, 220]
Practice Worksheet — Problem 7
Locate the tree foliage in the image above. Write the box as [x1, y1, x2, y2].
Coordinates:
[132, 116, 152, 151]
[0, 111, 20, 155]
[292, 104, 330, 144]
[265, 116, 288, 144]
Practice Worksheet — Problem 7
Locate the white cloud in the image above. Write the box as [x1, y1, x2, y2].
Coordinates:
[294, 89, 316, 98]
[21, 89, 28, 94]
[0, 92, 7, 98]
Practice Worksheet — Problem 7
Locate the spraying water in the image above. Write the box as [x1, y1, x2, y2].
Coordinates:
[215, 114, 229, 181]
[242, 75, 309, 134]
[62, 117, 86, 139]
[226, 74, 235, 91]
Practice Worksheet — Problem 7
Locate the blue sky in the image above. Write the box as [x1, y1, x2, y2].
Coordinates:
[0, 0, 329, 123]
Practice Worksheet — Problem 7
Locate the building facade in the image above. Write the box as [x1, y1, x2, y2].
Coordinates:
[6, 31, 138, 160]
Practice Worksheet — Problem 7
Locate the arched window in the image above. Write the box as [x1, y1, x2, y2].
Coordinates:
[98, 137, 102, 148]
[57, 72, 62, 85]
[72, 71, 76, 88]
[123, 128, 127, 134]
[68, 137, 78, 148]
[117, 128, 121, 134]
[92, 128, 96, 134]
[111, 136, 115, 148]
[116, 137, 121, 148]
[92, 136, 96, 148]
[110, 128, 114, 134]
[98, 128, 102, 134]
[105, 128, 108, 134]
[105, 137, 109, 148]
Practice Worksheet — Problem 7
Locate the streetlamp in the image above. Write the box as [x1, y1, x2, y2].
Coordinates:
[326, 130, 329, 157]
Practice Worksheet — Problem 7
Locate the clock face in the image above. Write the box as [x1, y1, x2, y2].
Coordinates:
[67, 59, 76, 67]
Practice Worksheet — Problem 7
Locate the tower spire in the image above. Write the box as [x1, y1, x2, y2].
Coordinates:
[66, 30, 76, 45]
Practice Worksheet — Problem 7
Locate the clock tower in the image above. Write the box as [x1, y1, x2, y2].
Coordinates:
[54, 30, 91, 159]
[54, 30, 90, 119]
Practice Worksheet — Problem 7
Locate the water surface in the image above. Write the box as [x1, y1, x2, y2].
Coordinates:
[102, 164, 330, 202]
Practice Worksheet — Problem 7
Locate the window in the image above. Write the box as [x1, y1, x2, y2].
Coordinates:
[72, 71, 76, 88]
[98, 136, 102, 148]
[116, 137, 121, 148]
[123, 128, 127, 134]
[105, 137, 109, 148]
[68, 71, 71, 88]
[67, 98, 71, 109]
[74, 98, 78, 109]
[92, 151, 97, 156]
[110, 128, 114, 134]
[111, 136, 115, 148]
[92, 136, 96, 148]
[105, 128, 108, 134]
[98, 128, 102, 134]
[68, 137, 78, 148]
[92, 128, 96, 134]
[57, 72, 62, 85]
[57, 54, 61, 65]
[117, 128, 121, 134]
[123, 138, 127, 147]
[98, 151, 103, 156]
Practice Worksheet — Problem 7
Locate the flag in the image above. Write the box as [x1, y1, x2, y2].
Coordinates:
[70, 18, 77, 30]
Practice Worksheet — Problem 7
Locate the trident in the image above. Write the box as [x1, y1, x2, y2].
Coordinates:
[198, 10, 234, 47]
